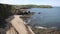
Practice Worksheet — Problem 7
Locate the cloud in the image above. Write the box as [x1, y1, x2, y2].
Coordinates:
[0, 0, 12, 3]
[0, 0, 30, 5]
[0, 0, 60, 6]
[0, 0, 13, 4]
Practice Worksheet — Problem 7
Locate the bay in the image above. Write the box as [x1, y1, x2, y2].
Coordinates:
[28, 7, 60, 29]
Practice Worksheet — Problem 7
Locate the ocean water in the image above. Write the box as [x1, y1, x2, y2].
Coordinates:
[28, 7, 60, 29]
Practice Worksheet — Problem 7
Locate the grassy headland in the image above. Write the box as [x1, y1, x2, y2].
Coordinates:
[18, 5, 53, 8]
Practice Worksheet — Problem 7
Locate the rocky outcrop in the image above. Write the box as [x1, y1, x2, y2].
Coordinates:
[32, 28, 60, 34]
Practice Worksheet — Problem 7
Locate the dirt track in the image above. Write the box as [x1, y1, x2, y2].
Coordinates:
[9, 15, 35, 34]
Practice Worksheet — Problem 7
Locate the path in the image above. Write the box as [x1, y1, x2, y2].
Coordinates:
[7, 15, 35, 34]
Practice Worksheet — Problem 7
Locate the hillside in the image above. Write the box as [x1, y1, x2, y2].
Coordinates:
[17, 5, 53, 8]
[32, 28, 60, 34]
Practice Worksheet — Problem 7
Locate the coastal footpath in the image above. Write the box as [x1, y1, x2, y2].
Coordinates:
[6, 15, 35, 34]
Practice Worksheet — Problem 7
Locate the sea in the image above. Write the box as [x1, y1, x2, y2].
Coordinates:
[27, 7, 60, 29]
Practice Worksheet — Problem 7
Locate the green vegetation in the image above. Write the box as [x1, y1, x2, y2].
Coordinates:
[0, 4, 35, 28]
[0, 4, 52, 19]
[0, 4, 13, 28]
[18, 5, 53, 8]
[0, 4, 53, 19]
[32, 28, 60, 34]
[0, 4, 13, 19]
[0, 4, 52, 28]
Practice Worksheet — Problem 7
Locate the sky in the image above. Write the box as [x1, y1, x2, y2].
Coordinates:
[0, 0, 60, 6]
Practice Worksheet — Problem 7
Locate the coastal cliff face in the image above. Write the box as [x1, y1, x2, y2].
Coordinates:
[0, 4, 34, 34]
[0, 4, 60, 34]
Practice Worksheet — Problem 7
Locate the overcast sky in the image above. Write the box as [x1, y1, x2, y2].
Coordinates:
[0, 0, 60, 6]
